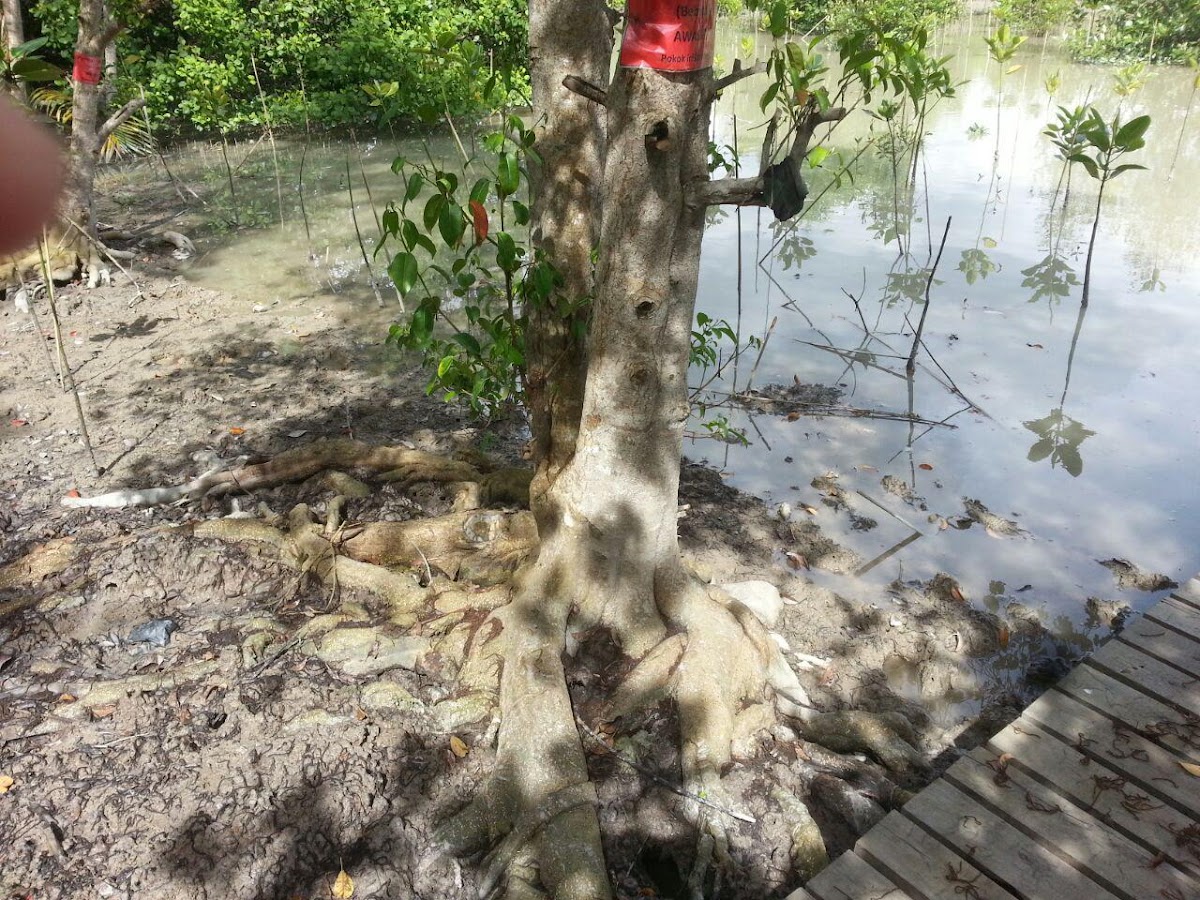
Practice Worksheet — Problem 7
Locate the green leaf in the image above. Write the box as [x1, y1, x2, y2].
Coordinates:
[512, 200, 530, 226]
[469, 177, 491, 204]
[403, 172, 424, 203]
[806, 146, 829, 168]
[388, 251, 419, 297]
[1109, 163, 1147, 178]
[452, 333, 481, 355]
[401, 218, 420, 251]
[1068, 153, 1100, 180]
[438, 202, 466, 249]
[423, 193, 446, 232]
[759, 80, 780, 112]
[410, 303, 435, 347]
[497, 151, 520, 198]
[496, 231, 520, 273]
[381, 207, 399, 236]
[12, 58, 63, 81]
[1114, 114, 1151, 149]
[12, 36, 49, 58]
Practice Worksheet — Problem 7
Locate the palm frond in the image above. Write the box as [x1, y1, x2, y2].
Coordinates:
[31, 85, 154, 161]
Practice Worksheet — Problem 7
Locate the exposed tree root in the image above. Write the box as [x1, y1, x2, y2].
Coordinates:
[62, 439, 533, 509]
[27, 441, 938, 897]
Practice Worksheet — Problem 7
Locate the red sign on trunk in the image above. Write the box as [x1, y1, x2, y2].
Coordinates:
[73, 53, 103, 85]
[618, 0, 716, 73]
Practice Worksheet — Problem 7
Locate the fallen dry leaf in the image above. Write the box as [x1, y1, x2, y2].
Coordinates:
[785, 552, 810, 570]
[0, 774, 14, 793]
[997, 625, 1011, 649]
[949, 585, 966, 603]
[90, 704, 117, 719]
[57, 693, 77, 704]
[919, 463, 934, 471]
[9, 419, 28, 427]
[229, 426, 246, 436]
[65, 489, 81, 498]
[855, 464, 878, 473]
[785, 411, 800, 422]
[449, 735, 470, 758]
[1180, 761, 1200, 777]
[801, 504, 819, 516]
[354, 707, 369, 721]
[331, 868, 354, 899]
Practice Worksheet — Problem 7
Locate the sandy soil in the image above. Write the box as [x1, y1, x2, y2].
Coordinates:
[0, 242, 1122, 899]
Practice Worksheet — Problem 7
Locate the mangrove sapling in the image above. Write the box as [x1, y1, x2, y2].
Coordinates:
[345, 153, 385, 308]
[1167, 56, 1199, 181]
[295, 65, 317, 266]
[1066, 108, 1151, 306]
[984, 23, 1026, 177]
[906, 217, 951, 375]
[250, 51, 284, 226]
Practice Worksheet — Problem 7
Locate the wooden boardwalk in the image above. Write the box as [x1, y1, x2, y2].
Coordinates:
[788, 578, 1200, 900]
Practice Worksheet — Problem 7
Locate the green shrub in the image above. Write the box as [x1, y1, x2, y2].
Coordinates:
[1067, 0, 1199, 63]
[788, 0, 962, 40]
[28, 0, 528, 135]
[994, 0, 1073, 36]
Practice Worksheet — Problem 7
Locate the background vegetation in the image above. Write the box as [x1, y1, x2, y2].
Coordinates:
[10, 0, 1197, 138]
[24, 0, 525, 134]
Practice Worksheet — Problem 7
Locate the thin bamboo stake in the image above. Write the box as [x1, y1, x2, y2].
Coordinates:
[37, 233, 100, 475]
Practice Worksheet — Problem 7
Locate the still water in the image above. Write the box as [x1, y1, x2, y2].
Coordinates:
[104, 15, 1200, 645]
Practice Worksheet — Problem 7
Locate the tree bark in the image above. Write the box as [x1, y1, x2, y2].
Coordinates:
[64, 0, 114, 245]
[523, 0, 611, 511]
[2, 0, 25, 102]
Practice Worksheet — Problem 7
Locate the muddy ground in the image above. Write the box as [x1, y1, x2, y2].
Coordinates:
[0, 233, 1135, 899]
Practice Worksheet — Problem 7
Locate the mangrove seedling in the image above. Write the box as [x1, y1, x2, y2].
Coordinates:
[1064, 108, 1151, 306]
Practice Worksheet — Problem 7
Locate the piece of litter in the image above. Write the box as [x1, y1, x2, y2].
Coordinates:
[128, 618, 178, 647]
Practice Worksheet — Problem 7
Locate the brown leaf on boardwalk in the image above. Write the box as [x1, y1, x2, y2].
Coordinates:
[1180, 762, 1200, 777]
[449, 735, 469, 758]
[0, 774, 14, 793]
[1024, 790, 1061, 814]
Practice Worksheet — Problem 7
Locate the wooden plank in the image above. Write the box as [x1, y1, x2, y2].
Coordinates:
[782, 889, 817, 900]
[1045, 663, 1200, 762]
[856, 811, 1019, 900]
[1085, 639, 1200, 717]
[1171, 575, 1200, 607]
[902, 779, 1120, 900]
[805, 849, 914, 900]
[1022, 685, 1200, 818]
[946, 748, 1199, 900]
[987, 717, 1200, 876]
[1148, 597, 1200, 638]
[1120, 618, 1200, 679]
